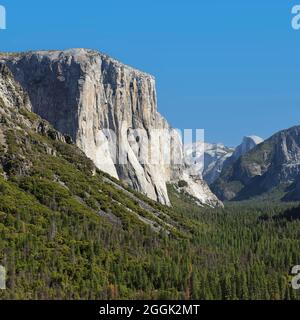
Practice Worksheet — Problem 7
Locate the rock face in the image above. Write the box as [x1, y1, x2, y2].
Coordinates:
[212, 126, 300, 201]
[185, 141, 234, 185]
[1, 49, 221, 207]
[0, 64, 31, 112]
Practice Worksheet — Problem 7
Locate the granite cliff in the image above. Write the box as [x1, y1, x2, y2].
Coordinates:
[1, 49, 221, 207]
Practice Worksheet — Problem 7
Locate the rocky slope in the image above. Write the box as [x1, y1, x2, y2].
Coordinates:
[0, 49, 221, 207]
[212, 126, 300, 201]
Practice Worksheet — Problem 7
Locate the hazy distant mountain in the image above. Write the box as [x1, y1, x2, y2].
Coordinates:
[185, 135, 263, 185]
[185, 142, 234, 185]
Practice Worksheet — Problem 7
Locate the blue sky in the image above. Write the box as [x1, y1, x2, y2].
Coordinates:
[0, 0, 299, 146]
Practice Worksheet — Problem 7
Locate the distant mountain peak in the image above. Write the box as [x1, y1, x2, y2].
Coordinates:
[231, 135, 264, 162]
[245, 135, 264, 143]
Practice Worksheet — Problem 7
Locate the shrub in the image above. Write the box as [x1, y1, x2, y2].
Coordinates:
[178, 180, 188, 188]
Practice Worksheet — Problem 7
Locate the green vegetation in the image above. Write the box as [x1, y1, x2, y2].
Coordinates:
[0, 103, 300, 300]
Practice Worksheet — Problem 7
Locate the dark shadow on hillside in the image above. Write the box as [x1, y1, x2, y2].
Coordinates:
[259, 205, 300, 222]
